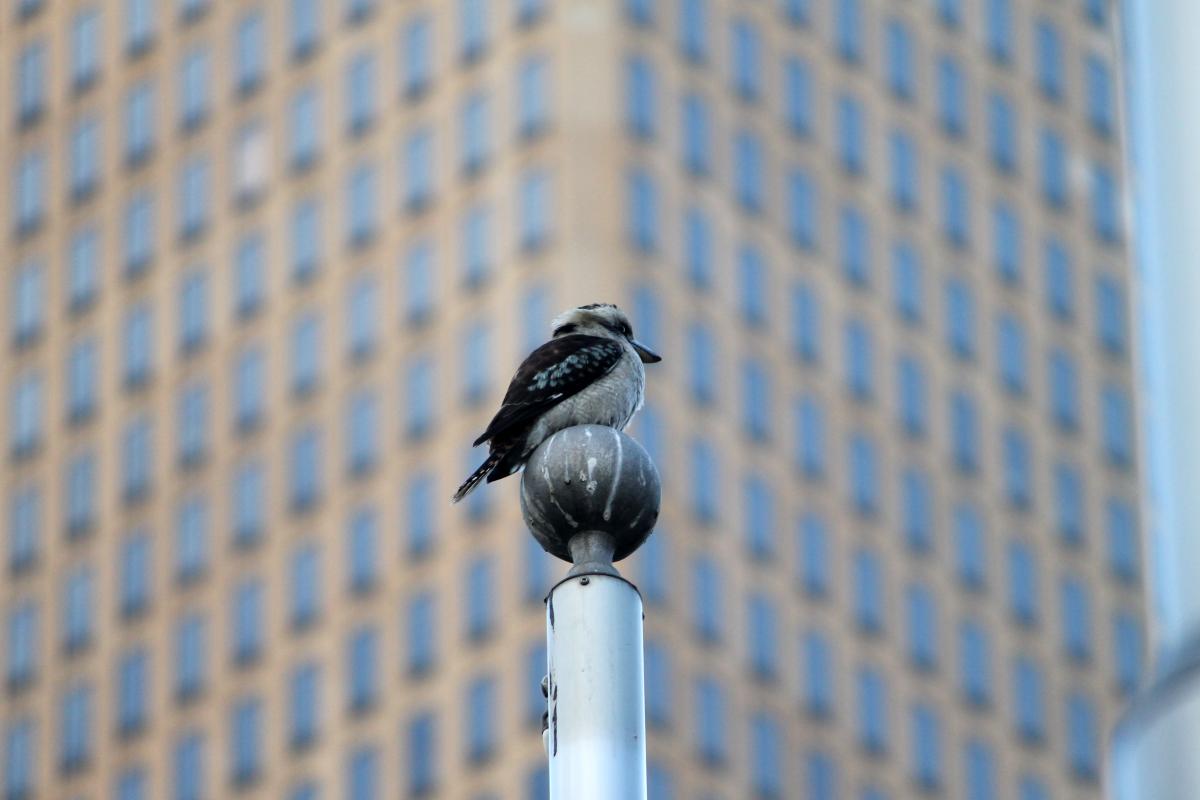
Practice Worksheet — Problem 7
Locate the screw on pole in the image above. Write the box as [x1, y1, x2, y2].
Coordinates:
[520, 424, 661, 800]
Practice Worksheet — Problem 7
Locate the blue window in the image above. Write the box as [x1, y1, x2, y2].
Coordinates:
[987, 93, 1018, 173]
[1113, 611, 1143, 694]
[964, 741, 995, 800]
[177, 383, 210, 467]
[346, 277, 378, 358]
[885, 19, 915, 99]
[848, 434, 879, 515]
[6, 601, 39, 689]
[635, 523, 668, 604]
[992, 430, 1037, 509]
[1066, 693, 1099, 780]
[686, 322, 716, 406]
[233, 346, 264, 432]
[1091, 163, 1123, 243]
[836, 94, 866, 174]
[1044, 236, 1074, 318]
[791, 282, 822, 363]
[63, 566, 95, 652]
[905, 585, 938, 670]
[695, 677, 726, 764]
[65, 338, 98, 425]
[404, 240, 435, 324]
[835, 0, 862, 62]
[406, 474, 436, 558]
[461, 205, 491, 287]
[344, 0, 374, 24]
[1013, 655, 1045, 741]
[626, 56, 656, 139]
[16, 42, 46, 125]
[1008, 540, 1040, 625]
[1034, 18, 1064, 100]
[231, 460, 264, 548]
[346, 164, 378, 245]
[60, 681, 93, 772]
[945, 278, 976, 358]
[347, 745, 377, 800]
[901, 468, 933, 552]
[11, 261, 44, 347]
[407, 713, 438, 795]
[460, 0, 489, 61]
[782, 0, 812, 25]
[997, 313, 1028, 394]
[1096, 274, 1128, 354]
[747, 594, 778, 678]
[911, 704, 943, 789]
[289, 87, 321, 171]
[179, 49, 211, 130]
[936, 56, 967, 136]
[291, 313, 322, 395]
[985, 0, 1013, 62]
[124, 81, 156, 165]
[795, 395, 826, 479]
[405, 356, 436, 438]
[783, 57, 813, 136]
[844, 319, 874, 399]
[1049, 349, 1080, 431]
[289, 543, 322, 628]
[742, 362, 771, 441]
[3, 719, 36, 798]
[177, 157, 210, 239]
[750, 714, 783, 797]
[518, 169, 552, 251]
[402, 15, 432, 96]
[1107, 498, 1140, 583]
[346, 508, 379, 593]
[1060, 575, 1093, 662]
[230, 700, 262, 784]
[949, 390, 979, 473]
[733, 130, 765, 212]
[897, 355, 927, 437]
[856, 667, 888, 754]
[119, 532, 152, 617]
[690, 439, 719, 523]
[959, 619, 992, 706]
[787, 170, 819, 250]
[941, 167, 970, 246]
[175, 614, 207, 700]
[461, 322, 491, 405]
[730, 19, 761, 99]
[518, 56, 549, 136]
[1040, 128, 1069, 208]
[681, 93, 711, 176]
[174, 732, 206, 800]
[231, 579, 264, 664]
[8, 486, 41, 574]
[692, 557, 723, 642]
[954, 503, 986, 588]
[625, 0, 654, 25]
[403, 128, 434, 211]
[289, 663, 320, 749]
[1053, 462, 1086, 544]
[738, 244, 768, 327]
[628, 169, 659, 252]
[65, 450, 97, 536]
[853, 548, 885, 632]
[644, 640, 672, 725]
[116, 425, 149, 504]
[233, 234, 266, 318]
[407, 592, 438, 674]
[460, 92, 490, 175]
[345, 392, 379, 476]
[679, 0, 708, 61]
[807, 751, 839, 800]
[69, 117, 101, 200]
[1086, 56, 1114, 136]
[799, 513, 830, 597]
[235, 12, 266, 93]
[178, 272, 208, 354]
[466, 557, 495, 640]
[345, 53, 376, 134]
[889, 130, 919, 212]
[289, 427, 323, 512]
[116, 768, 147, 800]
[466, 676, 497, 762]
[802, 630, 835, 718]
[347, 625, 378, 711]
[14, 151, 46, 235]
[68, 227, 100, 312]
[840, 206, 871, 285]
[1101, 383, 1133, 467]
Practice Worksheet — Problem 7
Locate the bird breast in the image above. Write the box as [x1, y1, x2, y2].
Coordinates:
[522, 349, 645, 454]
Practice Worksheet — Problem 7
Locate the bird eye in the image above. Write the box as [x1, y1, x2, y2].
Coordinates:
[620, 322, 632, 337]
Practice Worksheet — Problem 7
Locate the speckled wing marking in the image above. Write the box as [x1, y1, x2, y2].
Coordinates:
[472, 335, 623, 448]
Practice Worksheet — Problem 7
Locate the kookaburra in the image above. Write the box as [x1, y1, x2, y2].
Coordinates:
[452, 303, 662, 503]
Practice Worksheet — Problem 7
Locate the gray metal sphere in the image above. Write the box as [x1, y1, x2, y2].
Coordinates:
[520, 425, 661, 564]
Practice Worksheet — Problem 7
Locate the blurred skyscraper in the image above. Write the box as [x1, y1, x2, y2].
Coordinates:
[0, 0, 1142, 798]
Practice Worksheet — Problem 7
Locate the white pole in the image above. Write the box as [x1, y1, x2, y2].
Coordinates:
[545, 573, 647, 800]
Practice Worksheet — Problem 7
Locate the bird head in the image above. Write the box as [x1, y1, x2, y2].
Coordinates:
[550, 303, 663, 364]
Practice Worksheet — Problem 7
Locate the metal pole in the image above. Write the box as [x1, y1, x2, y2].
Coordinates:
[519, 425, 660, 800]
[1112, 1, 1200, 796]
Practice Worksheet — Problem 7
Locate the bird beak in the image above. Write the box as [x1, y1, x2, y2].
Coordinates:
[630, 340, 662, 363]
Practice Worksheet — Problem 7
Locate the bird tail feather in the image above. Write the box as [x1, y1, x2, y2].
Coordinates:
[452, 451, 503, 503]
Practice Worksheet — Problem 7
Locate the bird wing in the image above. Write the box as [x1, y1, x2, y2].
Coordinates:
[473, 335, 624, 447]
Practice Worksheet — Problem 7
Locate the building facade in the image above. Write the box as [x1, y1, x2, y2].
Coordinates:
[1, 0, 1143, 799]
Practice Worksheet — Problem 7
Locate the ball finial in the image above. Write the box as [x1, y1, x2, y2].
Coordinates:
[520, 425, 661, 575]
